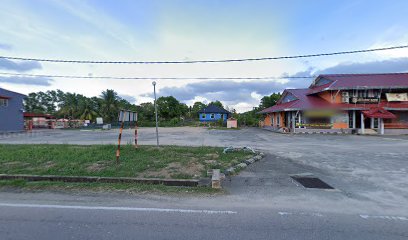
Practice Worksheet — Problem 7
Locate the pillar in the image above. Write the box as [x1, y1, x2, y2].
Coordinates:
[352, 110, 356, 129]
[370, 118, 374, 129]
[292, 112, 296, 133]
[298, 112, 302, 128]
[360, 112, 365, 134]
[380, 118, 384, 135]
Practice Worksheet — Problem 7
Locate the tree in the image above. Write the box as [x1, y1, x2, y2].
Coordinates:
[24, 93, 45, 114]
[78, 97, 98, 121]
[59, 92, 80, 119]
[191, 102, 207, 119]
[208, 100, 223, 108]
[259, 93, 281, 109]
[156, 96, 183, 119]
[100, 89, 120, 123]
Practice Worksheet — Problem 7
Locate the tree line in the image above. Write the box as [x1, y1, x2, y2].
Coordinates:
[24, 89, 281, 126]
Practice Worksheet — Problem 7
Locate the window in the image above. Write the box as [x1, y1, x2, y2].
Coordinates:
[0, 99, 8, 107]
[271, 114, 274, 126]
[201, 114, 206, 119]
[314, 77, 332, 86]
[210, 113, 215, 119]
[281, 93, 297, 103]
[277, 114, 280, 126]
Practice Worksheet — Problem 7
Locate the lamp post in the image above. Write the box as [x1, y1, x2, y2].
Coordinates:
[152, 81, 159, 147]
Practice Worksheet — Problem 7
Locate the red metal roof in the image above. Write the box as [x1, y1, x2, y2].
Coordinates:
[259, 89, 331, 113]
[24, 113, 56, 118]
[309, 73, 408, 94]
[362, 107, 396, 119]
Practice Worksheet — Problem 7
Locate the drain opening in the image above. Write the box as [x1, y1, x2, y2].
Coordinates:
[291, 176, 334, 189]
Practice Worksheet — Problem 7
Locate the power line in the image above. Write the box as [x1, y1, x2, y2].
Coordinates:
[1, 72, 407, 80]
[0, 72, 314, 80]
[0, 45, 406, 64]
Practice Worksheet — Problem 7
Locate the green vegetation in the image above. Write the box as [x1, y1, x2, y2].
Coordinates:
[233, 92, 282, 126]
[24, 90, 227, 127]
[0, 179, 222, 195]
[0, 145, 253, 179]
[24, 89, 281, 127]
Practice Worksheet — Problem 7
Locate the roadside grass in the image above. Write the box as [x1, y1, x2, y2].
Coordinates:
[0, 144, 253, 179]
[0, 179, 223, 195]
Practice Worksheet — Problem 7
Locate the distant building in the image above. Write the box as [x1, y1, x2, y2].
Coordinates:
[24, 113, 56, 129]
[259, 73, 408, 135]
[198, 104, 230, 122]
[0, 88, 26, 133]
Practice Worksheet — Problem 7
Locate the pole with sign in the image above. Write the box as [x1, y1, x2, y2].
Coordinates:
[116, 110, 138, 163]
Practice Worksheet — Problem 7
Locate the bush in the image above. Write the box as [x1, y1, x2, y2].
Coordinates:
[217, 118, 225, 127]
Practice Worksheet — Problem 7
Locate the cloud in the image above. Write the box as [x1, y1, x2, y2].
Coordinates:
[139, 57, 408, 111]
[0, 43, 12, 50]
[0, 58, 42, 72]
[283, 57, 408, 89]
[143, 80, 286, 105]
[317, 58, 408, 75]
[0, 76, 52, 86]
[120, 94, 136, 103]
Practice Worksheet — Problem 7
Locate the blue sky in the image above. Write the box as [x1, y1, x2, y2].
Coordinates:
[1, 0, 408, 111]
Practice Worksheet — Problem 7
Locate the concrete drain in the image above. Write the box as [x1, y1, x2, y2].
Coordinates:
[291, 176, 334, 189]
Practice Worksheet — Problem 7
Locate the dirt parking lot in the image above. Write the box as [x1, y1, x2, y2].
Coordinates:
[1, 127, 408, 214]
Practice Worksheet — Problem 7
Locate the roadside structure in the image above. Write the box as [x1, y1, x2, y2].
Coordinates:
[24, 113, 56, 129]
[0, 88, 26, 133]
[198, 104, 230, 122]
[259, 73, 408, 135]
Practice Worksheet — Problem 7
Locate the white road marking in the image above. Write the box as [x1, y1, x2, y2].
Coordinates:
[278, 211, 323, 217]
[0, 203, 237, 214]
[360, 214, 408, 221]
[375, 137, 408, 142]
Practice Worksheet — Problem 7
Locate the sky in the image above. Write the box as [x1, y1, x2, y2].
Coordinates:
[1, 0, 408, 112]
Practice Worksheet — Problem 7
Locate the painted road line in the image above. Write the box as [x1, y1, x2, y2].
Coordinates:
[278, 212, 323, 217]
[360, 215, 408, 221]
[0, 203, 237, 214]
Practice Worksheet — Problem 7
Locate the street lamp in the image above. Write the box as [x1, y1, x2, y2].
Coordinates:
[152, 81, 159, 147]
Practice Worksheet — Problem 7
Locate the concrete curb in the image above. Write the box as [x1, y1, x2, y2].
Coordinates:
[223, 151, 265, 176]
[0, 174, 199, 187]
[292, 131, 347, 135]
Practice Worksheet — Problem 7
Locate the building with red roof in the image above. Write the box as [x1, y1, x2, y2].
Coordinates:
[259, 73, 408, 135]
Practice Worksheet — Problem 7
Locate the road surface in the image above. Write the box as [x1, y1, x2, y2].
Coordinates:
[0, 191, 407, 240]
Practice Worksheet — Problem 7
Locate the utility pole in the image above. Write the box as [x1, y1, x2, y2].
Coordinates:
[152, 81, 159, 147]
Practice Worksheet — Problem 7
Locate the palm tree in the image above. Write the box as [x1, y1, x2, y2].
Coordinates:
[59, 93, 79, 120]
[79, 98, 98, 121]
[100, 89, 119, 123]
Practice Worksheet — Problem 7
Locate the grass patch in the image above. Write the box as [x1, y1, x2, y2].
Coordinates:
[0, 180, 222, 195]
[0, 144, 253, 179]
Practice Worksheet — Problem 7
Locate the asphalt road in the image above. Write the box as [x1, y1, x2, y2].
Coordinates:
[0, 192, 407, 240]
